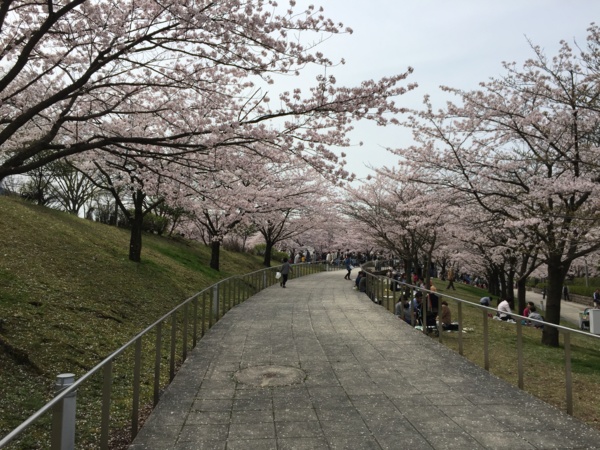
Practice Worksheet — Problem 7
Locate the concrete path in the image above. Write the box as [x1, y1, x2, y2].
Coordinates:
[130, 271, 600, 449]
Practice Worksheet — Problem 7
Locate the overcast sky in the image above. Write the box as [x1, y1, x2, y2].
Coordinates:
[292, 0, 600, 180]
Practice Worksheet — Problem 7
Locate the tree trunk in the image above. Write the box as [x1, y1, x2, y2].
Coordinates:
[113, 200, 119, 226]
[506, 269, 515, 302]
[402, 258, 412, 276]
[542, 259, 566, 347]
[516, 278, 527, 314]
[439, 259, 447, 281]
[498, 270, 507, 300]
[423, 254, 431, 289]
[210, 240, 220, 271]
[128, 192, 144, 263]
[414, 257, 423, 280]
[486, 268, 496, 296]
[263, 241, 274, 267]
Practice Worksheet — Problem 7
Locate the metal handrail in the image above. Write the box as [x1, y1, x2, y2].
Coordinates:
[362, 271, 600, 417]
[0, 262, 339, 449]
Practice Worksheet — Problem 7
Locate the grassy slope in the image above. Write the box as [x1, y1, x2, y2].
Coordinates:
[0, 196, 264, 440]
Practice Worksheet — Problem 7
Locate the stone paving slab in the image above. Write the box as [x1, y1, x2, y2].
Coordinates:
[129, 271, 600, 449]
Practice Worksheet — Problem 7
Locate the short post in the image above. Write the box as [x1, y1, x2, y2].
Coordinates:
[564, 332, 573, 415]
[212, 284, 219, 320]
[483, 310, 489, 371]
[51, 373, 77, 450]
[457, 302, 463, 356]
[516, 320, 524, 389]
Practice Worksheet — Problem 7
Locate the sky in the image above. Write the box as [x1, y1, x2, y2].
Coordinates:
[290, 0, 600, 181]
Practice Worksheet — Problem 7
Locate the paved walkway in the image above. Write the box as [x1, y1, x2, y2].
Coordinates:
[130, 271, 600, 449]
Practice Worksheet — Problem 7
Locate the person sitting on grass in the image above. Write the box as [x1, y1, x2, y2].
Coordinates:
[527, 305, 544, 329]
[523, 301, 535, 317]
[497, 298, 514, 322]
[439, 300, 459, 331]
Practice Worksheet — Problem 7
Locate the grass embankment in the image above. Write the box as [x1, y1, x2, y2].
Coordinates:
[0, 196, 265, 448]
[380, 280, 600, 430]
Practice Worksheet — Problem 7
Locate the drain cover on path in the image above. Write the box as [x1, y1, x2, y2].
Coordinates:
[234, 365, 306, 387]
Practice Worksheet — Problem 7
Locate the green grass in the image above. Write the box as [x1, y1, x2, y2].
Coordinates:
[0, 196, 266, 448]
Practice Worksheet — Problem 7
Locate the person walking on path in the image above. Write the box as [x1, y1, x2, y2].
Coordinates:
[280, 258, 292, 288]
[343, 255, 352, 280]
[446, 267, 456, 290]
[593, 288, 600, 308]
[563, 285, 570, 301]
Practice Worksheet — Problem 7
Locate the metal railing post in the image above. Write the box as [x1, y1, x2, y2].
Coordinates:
[387, 278, 390, 310]
[457, 302, 463, 356]
[220, 282, 225, 318]
[226, 281, 231, 311]
[422, 293, 428, 335]
[131, 338, 142, 439]
[564, 332, 573, 415]
[154, 323, 162, 406]
[208, 291, 213, 329]
[182, 303, 189, 362]
[170, 313, 177, 382]
[202, 293, 207, 336]
[516, 320, 524, 389]
[51, 373, 76, 450]
[100, 361, 113, 450]
[192, 298, 198, 347]
[213, 285, 219, 321]
[483, 310, 489, 371]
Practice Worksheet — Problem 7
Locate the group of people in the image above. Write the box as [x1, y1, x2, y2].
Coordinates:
[393, 286, 460, 332]
[392, 288, 545, 333]
[484, 297, 543, 328]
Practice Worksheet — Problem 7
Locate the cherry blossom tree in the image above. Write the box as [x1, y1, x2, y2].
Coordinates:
[343, 171, 454, 287]
[391, 27, 600, 346]
[251, 169, 330, 267]
[343, 175, 420, 272]
[82, 158, 172, 262]
[0, 0, 415, 189]
[181, 163, 269, 271]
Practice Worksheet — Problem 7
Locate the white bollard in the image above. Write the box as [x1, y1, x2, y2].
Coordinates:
[51, 373, 76, 450]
